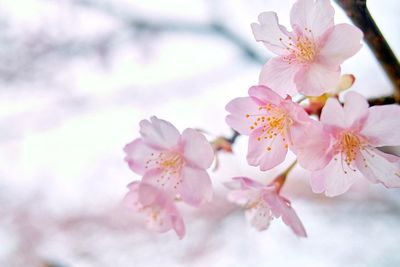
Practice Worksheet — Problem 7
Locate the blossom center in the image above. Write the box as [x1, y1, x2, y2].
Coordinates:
[146, 151, 183, 171]
[145, 151, 184, 189]
[146, 207, 165, 227]
[333, 131, 371, 174]
[294, 35, 316, 63]
[245, 103, 292, 150]
[245, 194, 271, 220]
[280, 29, 317, 64]
[160, 153, 183, 170]
[338, 132, 362, 165]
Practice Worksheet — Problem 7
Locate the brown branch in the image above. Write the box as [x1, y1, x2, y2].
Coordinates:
[367, 95, 400, 106]
[335, 0, 400, 97]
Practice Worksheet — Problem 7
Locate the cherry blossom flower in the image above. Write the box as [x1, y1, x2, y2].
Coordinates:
[301, 92, 400, 196]
[225, 85, 312, 170]
[124, 181, 185, 239]
[226, 177, 307, 237]
[251, 0, 363, 97]
[124, 116, 214, 206]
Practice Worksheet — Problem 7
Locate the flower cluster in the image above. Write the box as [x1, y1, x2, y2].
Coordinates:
[123, 116, 214, 238]
[123, 0, 400, 239]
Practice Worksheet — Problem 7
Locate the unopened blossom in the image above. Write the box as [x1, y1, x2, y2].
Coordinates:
[226, 85, 312, 170]
[211, 136, 234, 153]
[300, 92, 400, 196]
[124, 181, 185, 239]
[305, 74, 356, 115]
[226, 177, 307, 237]
[124, 116, 214, 206]
[251, 0, 363, 97]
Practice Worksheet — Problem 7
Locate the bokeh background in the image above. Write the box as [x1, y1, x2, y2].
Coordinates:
[0, 0, 399, 266]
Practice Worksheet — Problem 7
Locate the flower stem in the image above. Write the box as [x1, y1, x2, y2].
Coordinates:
[296, 95, 307, 104]
[226, 130, 240, 144]
[273, 160, 297, 193]
[283, 160, 297, 177]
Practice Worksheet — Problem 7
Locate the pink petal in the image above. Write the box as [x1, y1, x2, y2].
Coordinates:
[309, 170, 325, 194]
[124, 138, 158, 175]
[123, 181, 142, 211]
[310, 157, 362, 196]
[294, 63, 341, 96]
[180, 166, 213, 206]
[141, 187, 183, 236]
[227, 179, 265, 207]
[227, 190, 253, 206]
[356, 148, 400, 188]
[145, 208, 174, 234]
[248, 85, 283, 106]
[282, 99, 311, 124]
[342, 91, 369, 129]
[232, 176, 265, 189]
[360, 105, 400, 147]
[128, 182, 186, 239]
[292, 121, 333, 171]
[223, 180, 242, 190]
[290, 0, 334, 38]
[258, 57, 300, 97]
[141, 168, 177, 198]
[171, 213, 185, 239]
[251, 12, 294, 56]
[225, 177, 264, 193]
[245, 203, 272, 231]
[263, 191, 307, 237]
[165, 203, 186, 239]
[153, 202, 185, 239]
[137, 181, 161, 206]
[318, 24, 363, 67]
[320, 97, 346, 129]
[127, 180, 140, 190]
[181, 128, 214, 169]
[139, 116, 180, 150]
[280, 206, 307, 237]
[247, 127, 288, 171]
[226, 97, 260, 135]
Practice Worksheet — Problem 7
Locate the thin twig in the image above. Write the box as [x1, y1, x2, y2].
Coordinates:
[226, 130, 240, 144]
[70, 0, 266, 64]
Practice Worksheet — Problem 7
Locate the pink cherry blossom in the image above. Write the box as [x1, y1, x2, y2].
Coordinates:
[124, 181, 185, 239]
[226, 85, 312, 170]
[251, 0, 363, 97]
[124, 116, 214, 206]
[226, 177, 307, 237]
[301, 92, 400, 196]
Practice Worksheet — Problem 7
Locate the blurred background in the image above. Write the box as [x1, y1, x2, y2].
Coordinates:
[0, 0, 399, 266]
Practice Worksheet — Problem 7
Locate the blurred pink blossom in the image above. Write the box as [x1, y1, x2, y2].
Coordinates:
[251, 0, 363, 97]
[124, 181, 185, 239]
[226, 177, 307, 237]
